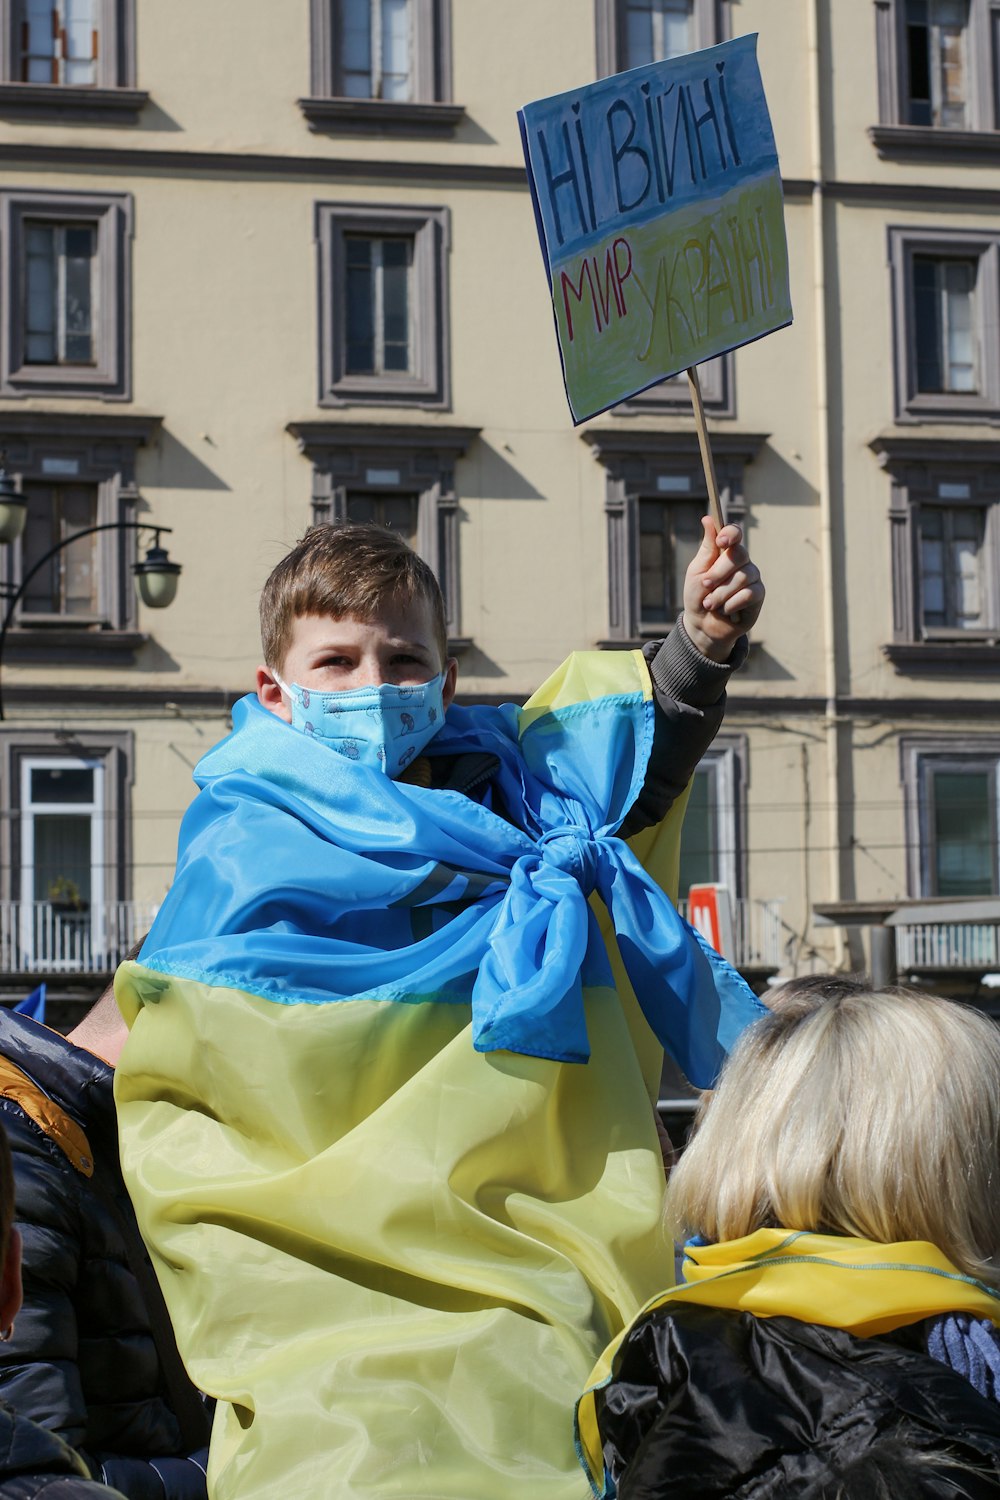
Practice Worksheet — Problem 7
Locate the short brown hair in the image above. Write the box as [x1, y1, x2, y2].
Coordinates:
[260, 523, 448, 669]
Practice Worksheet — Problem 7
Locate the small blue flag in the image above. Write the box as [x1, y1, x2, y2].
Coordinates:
[15, 984, 46, 1023]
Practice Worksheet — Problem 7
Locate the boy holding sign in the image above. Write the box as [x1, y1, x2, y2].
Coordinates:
[114, 509, 763, 1499]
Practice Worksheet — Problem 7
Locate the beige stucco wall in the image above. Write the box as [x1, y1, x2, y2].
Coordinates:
[1, 0, 997, 972]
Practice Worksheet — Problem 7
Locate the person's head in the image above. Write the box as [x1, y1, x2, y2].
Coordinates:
[255, 523, 458, 723]
[0, 1123, 22, 1343]
[667, 986, 1000, 1285]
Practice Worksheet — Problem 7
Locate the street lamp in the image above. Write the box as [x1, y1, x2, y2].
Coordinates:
[0, 510, 182, 721]
[0, 460, 28, 544]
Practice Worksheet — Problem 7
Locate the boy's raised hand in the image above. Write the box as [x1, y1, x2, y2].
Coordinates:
[682, 517, 764, 663]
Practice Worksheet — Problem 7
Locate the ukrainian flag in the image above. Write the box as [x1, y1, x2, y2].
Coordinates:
[115, 649, 764, 1499]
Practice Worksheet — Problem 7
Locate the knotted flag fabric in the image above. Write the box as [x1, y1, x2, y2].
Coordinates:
[115, 648, 765, 1500]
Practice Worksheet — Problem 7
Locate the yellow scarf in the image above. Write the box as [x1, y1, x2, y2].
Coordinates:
[576, 1228, 1000, 1494]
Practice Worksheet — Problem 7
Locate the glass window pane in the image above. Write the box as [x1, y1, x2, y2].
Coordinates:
[22, 0, 55, 82]
[62, 223, 95, 364]
[19, 484, 98, 615]
[380, 494, 417, 542]
[338, 0, 372, 94]
[380, 0, 412, 101]
[30, 766, 94, 803]
[913, 257, 942, 391]
[624, 4, 653, 68]
[345, 237, 375, 372]
[657, 0, 694, 59]
[944, 259, 976, 391]
[933, 770, 995, 895]
[345, 494, 377, 524]
[33, 813, 93, 905]
[679, 766, 719, 891]
[25, 222, 56, 364]
[381, 238, 411, 372]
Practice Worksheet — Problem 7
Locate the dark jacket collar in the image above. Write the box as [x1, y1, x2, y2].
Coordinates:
[0, 1007, 115, 1148]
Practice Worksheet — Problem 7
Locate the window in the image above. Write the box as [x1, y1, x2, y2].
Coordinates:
[302, 0, 461, 134]
[595, 0, 724, 77]
[875, 435, 1000, 667]
[902, 738, 1000, 897]
[619, 353, 735, 417]
[286, 420, 480, 643]
[0, 729, 138, 974]
[0, 189, 132, 399]
[678, 742, 743, 896]
[638, 496, 703, 632]
[0, 0, 144, 120]
[21, 483, 99, 618]
[345, 491, 418, 545]
[345, 234, 412, 376]
[0, 412, 161, 662]
[889, 228, 1000, 422]
[316, 203, 450, 409]
[872, 0, 999, 153]
[583, 427, 765, 645]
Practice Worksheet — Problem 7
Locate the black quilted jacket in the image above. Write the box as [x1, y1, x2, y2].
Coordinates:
[0, 1009, 209, 1500]
[0, 1396, 126, 1498]
[595, 1302, 1000, 1499]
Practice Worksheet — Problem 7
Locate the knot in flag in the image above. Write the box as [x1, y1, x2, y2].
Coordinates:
[537, 825, 599, 896]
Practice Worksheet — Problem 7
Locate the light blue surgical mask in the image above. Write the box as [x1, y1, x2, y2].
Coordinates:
[272, 671, 446, 777]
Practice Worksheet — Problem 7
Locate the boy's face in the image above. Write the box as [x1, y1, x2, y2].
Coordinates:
[256, 595, 458, 725]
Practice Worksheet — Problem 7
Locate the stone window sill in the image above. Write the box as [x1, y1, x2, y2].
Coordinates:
[884, 640, 1000, 671]
[6, 626, 147, 665]
[869, 124, 1000, 161]
[0, 83, 148, 123]
[298, 96, 465, 137]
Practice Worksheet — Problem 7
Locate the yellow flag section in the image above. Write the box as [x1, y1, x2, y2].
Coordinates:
[576, 1228, 1000, 1492]
[115, 648, 685, 1500]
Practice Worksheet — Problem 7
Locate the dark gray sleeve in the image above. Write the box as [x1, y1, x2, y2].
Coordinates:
[617, 618, 748, 841]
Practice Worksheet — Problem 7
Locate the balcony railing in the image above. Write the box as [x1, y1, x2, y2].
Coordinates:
[0, 900, 160, 975]
[895, 922, 1000, 971]
[677, 897, 785, 971]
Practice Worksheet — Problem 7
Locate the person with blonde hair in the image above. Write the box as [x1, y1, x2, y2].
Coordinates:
[576, 983, 1000, 1499]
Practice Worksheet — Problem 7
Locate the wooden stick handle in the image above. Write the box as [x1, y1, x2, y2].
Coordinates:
[686, 365, 726, 531]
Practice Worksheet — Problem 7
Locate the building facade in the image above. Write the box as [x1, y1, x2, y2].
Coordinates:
[0, 0, 997, 1015]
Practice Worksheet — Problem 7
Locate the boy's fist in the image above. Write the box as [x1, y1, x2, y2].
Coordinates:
[682, 517, 764, 663]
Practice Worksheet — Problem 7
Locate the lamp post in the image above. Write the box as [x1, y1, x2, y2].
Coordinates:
[0, 462, 182, 720]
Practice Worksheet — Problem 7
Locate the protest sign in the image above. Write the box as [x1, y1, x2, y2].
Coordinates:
[519, 35, 792, 425]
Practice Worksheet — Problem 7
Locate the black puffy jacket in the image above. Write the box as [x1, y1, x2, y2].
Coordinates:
[0, 1010, 209, 1500]
[0, 1396, 126, 1499]
[595, 1303, 1000, 1499]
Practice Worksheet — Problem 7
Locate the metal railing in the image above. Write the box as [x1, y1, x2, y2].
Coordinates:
[895, 922, 1000, 971]
[0, 900, 159, 974]
[676, 896, 785, 970]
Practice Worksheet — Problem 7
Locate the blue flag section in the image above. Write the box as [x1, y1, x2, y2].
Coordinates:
[15, 984, 45, 1023]
[519, 35, 793, 421]
[139, 655, 765, 1084]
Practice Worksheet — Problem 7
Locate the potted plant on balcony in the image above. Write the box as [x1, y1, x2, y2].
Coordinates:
[47, 877, 88, 914]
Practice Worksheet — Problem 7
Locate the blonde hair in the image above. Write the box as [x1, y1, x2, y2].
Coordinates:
[666, 986, 1000, 1286]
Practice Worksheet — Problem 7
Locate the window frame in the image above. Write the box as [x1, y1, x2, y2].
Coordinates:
[889, 226, 1000, 424]
[0, 411, 160, 661]
[873, 434, 1000, 668]
[0, 188, 132, 400]
[301, 0, 462, 136]
[617, 353, 735, 418]
[872, 0, 1000, 157]
[595, 0, 727, 77]
[583, 427, 766, 646]
[678, 736, 746, 899]
[316, 202, 450, 410]
[286, 420, 480, 646]
[900, 735, 1000, 897]
[0, 0, 145, 121]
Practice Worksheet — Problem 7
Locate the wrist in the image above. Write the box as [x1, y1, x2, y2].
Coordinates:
[682, 611, 739, 663]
